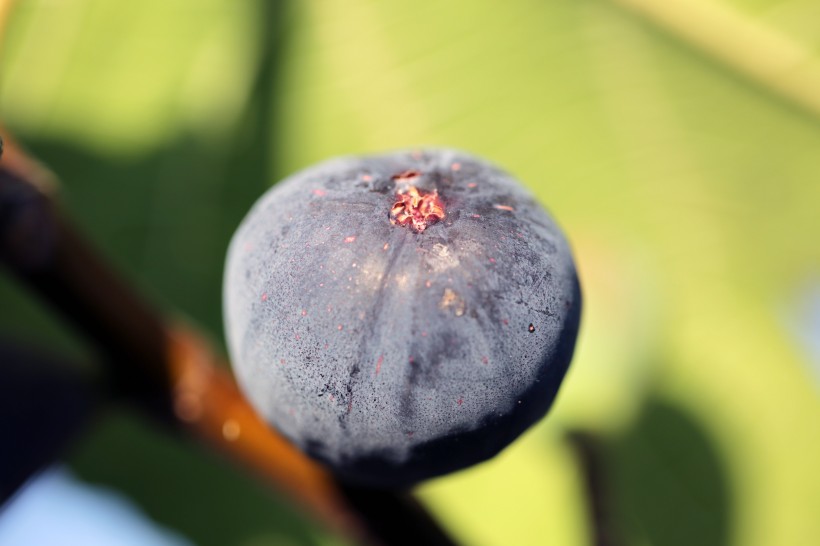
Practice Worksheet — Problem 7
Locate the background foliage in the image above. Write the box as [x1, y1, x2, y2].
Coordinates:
[1, 0, 818, 545]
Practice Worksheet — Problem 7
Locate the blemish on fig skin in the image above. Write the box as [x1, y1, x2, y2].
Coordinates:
[439, 288, 466, 317]
[389, 186, 445, 233]
[467, 182, 477, 189]
[493, 204, 515, 212]
[457, 398, 464, 406]
[391, 169, 421, 182]
[312, 189, 326, 197]
[528, 323, 536, 333]
[451, 162, 461, 171]
[375, 355, 384, 375]
[260, 292, 268, 302]
[344, 236, 356, 243]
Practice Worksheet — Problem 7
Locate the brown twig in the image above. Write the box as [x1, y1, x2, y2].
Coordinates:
[0, 141, 457, 546]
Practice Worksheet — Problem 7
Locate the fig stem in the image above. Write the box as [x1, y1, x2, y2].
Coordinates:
[0, 140, 458, 546]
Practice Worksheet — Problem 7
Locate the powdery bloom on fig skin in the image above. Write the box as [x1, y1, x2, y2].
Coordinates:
[389, 186, 446, 233]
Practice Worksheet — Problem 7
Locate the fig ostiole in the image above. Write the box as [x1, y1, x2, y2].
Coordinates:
[223, 149, 581, 487]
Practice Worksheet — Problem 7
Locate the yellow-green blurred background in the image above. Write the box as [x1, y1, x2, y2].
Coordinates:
[1, 0, 818, 545]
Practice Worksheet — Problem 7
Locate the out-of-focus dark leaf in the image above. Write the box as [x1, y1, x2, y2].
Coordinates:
[608, 398, 732, 546]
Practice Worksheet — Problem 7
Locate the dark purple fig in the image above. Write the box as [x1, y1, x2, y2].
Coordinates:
[223, 149, 581, 487]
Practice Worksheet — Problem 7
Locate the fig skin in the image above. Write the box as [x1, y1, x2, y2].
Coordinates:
[223, 149, 581, 487]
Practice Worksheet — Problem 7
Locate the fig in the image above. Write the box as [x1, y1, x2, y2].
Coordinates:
[223, 149, 581, 487]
